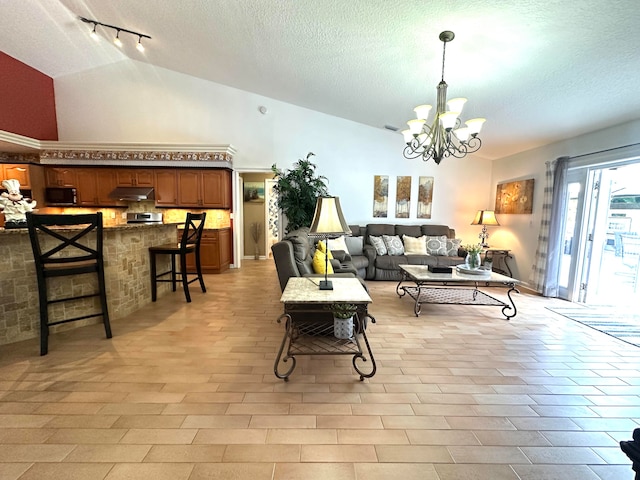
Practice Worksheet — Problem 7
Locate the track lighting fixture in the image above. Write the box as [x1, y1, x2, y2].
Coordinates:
[79, 16, 151, 52]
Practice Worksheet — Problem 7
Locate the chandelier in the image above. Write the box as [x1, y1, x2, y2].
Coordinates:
[402, 31, 485, 165]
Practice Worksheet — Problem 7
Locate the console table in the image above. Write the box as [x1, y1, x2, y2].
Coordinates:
[396, 264, 519, 320]
[484, 249, 513, 277]
[274, 277, 376, 381]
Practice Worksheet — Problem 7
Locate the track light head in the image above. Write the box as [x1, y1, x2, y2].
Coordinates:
[114, 30, 123, 47]
[80, 16, 151, 51]
[90, 23, 99, 41]
[136, 36, 145, 52]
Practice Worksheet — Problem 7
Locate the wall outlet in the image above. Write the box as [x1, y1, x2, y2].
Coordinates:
[121, 212, 127, 219]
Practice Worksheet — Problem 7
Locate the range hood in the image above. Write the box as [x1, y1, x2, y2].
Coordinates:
[108, 187, 155, 201]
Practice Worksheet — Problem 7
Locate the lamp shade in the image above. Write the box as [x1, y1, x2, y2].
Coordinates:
[309, 197, 351, 235]
[471, 210, 499, 226]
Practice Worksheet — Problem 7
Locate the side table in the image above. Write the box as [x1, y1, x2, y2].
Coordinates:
[274, 277, 376, 381]
[484, 249, 513, 277]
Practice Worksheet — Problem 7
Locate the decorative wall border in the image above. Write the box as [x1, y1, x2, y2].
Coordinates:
[39, 149, 233, 163]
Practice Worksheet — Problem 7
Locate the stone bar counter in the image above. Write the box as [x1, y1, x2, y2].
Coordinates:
[0, 223, 179, 346]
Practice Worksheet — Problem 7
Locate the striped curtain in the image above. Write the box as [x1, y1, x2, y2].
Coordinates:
[529, 157, 569, 295]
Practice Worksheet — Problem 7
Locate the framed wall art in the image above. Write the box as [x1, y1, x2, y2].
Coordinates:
[373, 175, 388, 217]
[395, 176, 411, 218]
[495, 179, 534, 214]
[417, 176, 434, 219]
[244, 181, 265, 203]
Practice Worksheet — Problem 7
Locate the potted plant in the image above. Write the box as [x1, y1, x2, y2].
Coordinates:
[329, 303, 358, 339]
[271, 152, 329, 233]
[462, 244, 484, 270]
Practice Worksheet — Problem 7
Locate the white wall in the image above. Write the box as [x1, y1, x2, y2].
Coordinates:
[491, 118, 640, 285]
[54, 59, 492, 243]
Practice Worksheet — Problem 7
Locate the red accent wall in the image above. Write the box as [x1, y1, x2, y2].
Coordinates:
[0, 51, 58, 140]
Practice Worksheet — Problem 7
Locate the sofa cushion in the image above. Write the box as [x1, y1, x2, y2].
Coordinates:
[396, 225, 422, 238]
[312, 249, 334, 274]
[327, 236, 348, 253]
[375, 254, 408, 270]
[446, 238, 463, 256]
[369, 235, 387, 255]
[345, 236, 364, 256]
[421, 225, 451, 237]
[406, 255, 438, 266]
[426, 235, 448, 255]
[367, 224, 395, 238]
[402, 235, 428, 255]
[316, 240, 333, 259]
[382, 234, 404, 255]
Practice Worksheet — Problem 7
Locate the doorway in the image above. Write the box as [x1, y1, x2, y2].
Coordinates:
[558, 162, 640, 304]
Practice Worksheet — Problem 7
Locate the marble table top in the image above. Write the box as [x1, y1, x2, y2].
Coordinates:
[281, 277, 372, 304]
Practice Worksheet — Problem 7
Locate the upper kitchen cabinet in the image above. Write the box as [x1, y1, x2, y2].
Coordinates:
[154, 170, 178, 207]
[75, 168, 119, 206]
[1, 164, 30, 187]
[116, 169, 154, 187]
[177, 169, 230, 208]
[45, 167, 77, 187]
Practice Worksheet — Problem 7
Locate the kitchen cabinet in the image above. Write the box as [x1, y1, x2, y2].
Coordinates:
[177, 169, 230, 208]
[45, 167, 77, 187]
[154, 170, 178, 207]
[75, 169, 119, 206]
[186, 228, 231, 274]
[1, 164, 30, 187]
[116, 169, 154, 187]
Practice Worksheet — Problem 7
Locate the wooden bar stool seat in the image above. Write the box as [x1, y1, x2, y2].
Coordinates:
[149, 212, 207, 303]
[26, 212, 112, 356]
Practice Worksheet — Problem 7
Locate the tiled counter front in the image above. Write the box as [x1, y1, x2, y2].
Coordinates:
[0, 223, 178, 346]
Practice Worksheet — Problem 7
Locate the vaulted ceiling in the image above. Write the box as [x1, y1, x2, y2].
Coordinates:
[2, 0, 640, 160]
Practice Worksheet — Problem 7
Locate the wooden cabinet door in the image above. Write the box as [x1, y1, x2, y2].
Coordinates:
[45, 167, 76, 187]
[218, 228, 231, 271]
[75, 169, 99, 206]
[201, 170, 224, 207]
[177, 171, 202, 206]
[2, 165, 30, 188]
[95, 169, 117, 205]
[154, 170, 178, 206]
[117, 169, 154, 186]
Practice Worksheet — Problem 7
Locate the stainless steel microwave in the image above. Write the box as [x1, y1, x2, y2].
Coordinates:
[45, 187, 77, 206]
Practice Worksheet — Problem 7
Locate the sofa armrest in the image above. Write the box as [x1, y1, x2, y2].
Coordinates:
[331, 250, 352, 262]
[364, 244, 377, 279]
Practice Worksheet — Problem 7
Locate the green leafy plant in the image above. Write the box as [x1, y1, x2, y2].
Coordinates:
[272, 152, 329, 233]
[329, 303, 358, 319]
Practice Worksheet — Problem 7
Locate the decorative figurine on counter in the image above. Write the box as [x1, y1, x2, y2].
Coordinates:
[0, 179, 37, 228]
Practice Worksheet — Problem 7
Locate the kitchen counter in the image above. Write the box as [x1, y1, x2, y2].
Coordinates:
[0, 221, 182, 234]
[0, 222, 179, 347]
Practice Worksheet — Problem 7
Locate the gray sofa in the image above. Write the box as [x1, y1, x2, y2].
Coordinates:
[344, 224, 466, 281]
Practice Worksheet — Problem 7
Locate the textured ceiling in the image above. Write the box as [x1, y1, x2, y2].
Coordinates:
[2, 0, 640, 160]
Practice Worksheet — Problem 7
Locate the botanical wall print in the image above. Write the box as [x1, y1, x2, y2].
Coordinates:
[395, 176, 411, 218]
[417, 176, 434, 219]
[373, 175, 388, 217]
[495, 179, 535, 214]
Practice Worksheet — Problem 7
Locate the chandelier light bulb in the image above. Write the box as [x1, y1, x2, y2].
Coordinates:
[90, 23, 99, 41]
[402, 31, 485, 165]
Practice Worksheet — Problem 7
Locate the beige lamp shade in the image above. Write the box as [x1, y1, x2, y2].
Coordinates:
[471, 210, 500, 226]
[309, 197, 351, 235]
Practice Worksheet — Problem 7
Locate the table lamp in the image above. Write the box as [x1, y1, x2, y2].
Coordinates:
[309, 196, 351, 290]
[471, 210, 499, 247]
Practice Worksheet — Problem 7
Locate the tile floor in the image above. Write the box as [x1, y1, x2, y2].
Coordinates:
[0, 260, 639, 479]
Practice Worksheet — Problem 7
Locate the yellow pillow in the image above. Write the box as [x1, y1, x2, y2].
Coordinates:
[316, 240, 333, 259]
[312, 249, 334, 274]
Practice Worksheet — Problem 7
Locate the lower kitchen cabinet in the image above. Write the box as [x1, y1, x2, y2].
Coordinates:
[186, 228, 231, 274]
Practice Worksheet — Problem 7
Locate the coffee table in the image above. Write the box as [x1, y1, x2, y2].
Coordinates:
[274, 277, 376, 381]
[396, 264, 520, 319]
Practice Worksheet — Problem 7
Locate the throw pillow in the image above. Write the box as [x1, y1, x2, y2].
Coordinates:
[316, 240, 333, 259]
[382, 234, 405, 256]
[345, 236, 364, 256]
[446, 238, 463, 256]
[425, 235, 448, 256]
[312, 249, 334, 274]
[327, 235, 348, 252]
[403, 235, 428, 255]
[369, 235, 387, 255]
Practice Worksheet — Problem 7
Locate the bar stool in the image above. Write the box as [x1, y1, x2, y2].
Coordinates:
[149, 212, 207, 303]
[26, 212, 112, 356]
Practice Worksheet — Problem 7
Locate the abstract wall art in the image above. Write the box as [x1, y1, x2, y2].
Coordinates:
[373, 175, 388, 217]
[417, 176, 434, 219]
[395, 176, 411, 218]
